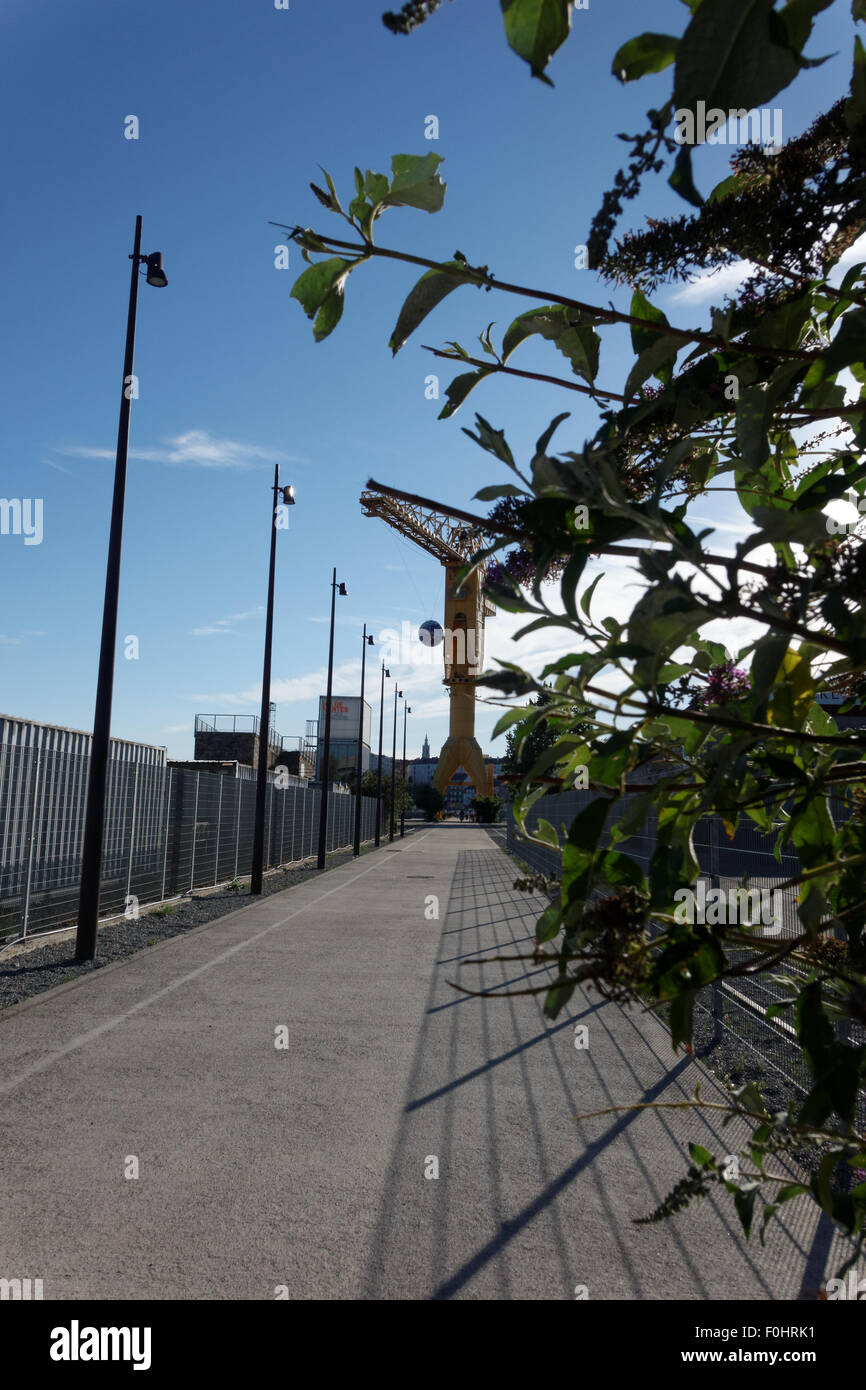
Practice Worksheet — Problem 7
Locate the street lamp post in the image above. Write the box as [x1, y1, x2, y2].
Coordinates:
[250, 469, 295, 895]
[353, 626, 374, 857]
[75, 215, 167, 962]
[400, 702, 412, 838]
[389, 683, 403, 843]
[316, 569, 347, 870]
[374, 661, 389, 847]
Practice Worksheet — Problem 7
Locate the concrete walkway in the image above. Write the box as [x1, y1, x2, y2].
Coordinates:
[0, 826, 851, 1299]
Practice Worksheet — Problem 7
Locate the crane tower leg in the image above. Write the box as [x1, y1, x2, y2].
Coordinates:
[432, 685, 488, 798]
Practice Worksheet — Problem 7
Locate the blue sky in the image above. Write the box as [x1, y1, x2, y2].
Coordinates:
[1, 0, 860, 762]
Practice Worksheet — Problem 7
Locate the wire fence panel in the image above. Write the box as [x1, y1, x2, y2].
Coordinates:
[0, 746, 377, 948]
[507, 787, 865, 1129]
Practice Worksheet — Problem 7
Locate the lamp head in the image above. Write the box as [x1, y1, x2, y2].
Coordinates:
[384, 667, 390, 678]
[144, 252, 168, 287]
[281, 484, 295, 506]
[338, 582, 348, 597]
[366, 634, 374, 645]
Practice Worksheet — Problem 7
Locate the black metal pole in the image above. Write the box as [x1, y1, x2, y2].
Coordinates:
[316, 569, 338, 870]
[76, 215, 143, 961]
[374, 661, 387, 847]
[400, 702, 409, 839]
[353, 626, 370, 857]
[389, 684, 399, 842]
[250, 464, 280, 895]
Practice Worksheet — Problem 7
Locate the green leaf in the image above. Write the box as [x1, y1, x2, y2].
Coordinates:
[649, 843, 685, 910]
[796, 981, 863, 1127]
[613, 33, 679, 82]
[597, 849, 646, 890]
[707, 170, 750, 204]
[624, 336, 681, 400]
[290, 258, 352, 342]
[735, 386, 771, 470]
[474, 484, 526, 501]
[535, 903, 563, 943]
[502, 305, 600, 382]
[535, 412, 571, 457]
[561, 797, 613, 903]
[501, 0, 575, 83]
[543, 977, 577, 1017]
[630, 288, 671, 357]
[689, 1143, 713, 1167]
[534, 818, 560, 849]
[579, 572, 603, 618]
[734, 1186, 758, 1239]
[669, 991, 695, 1051]
[779, 0, 834, 54]
[312, 287, 346, 342]
[439, 369, 494, 419]
[674, 0, 800, 114]
[845, 35, 866, 129]
[389, 262, 476, 355]
[462, 415, 517, 469]
[669, 144, 704, 208]
[383, 153, 446, 213]
[364, 169, 390, 203]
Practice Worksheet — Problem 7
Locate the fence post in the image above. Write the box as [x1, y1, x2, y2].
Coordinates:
[280, 786, 286, 866]
[711, 979, 724, 1045]
[290, 785, 296, 864]
[160, 769, 172, 900]
[125, 763, 139, 904]
[189, 771, 200, 890]
[214, 777, 223, 886]
[709, 816, 723, 1044]
[234, 778, 242, 879]
[21, 745, 44, 942]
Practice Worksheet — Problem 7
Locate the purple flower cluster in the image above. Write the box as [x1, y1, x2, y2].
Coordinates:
[701, 660, 751, 708]
[485, 550, 537, 588]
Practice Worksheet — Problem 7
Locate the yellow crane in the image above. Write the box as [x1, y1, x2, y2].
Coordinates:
[360, 486, 496, 799]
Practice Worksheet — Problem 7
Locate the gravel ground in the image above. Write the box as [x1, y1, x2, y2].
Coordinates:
[0, 838, 392, 1013]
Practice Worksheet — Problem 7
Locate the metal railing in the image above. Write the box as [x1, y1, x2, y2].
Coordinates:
[506, 788, 865, 1129]
[0, 744, 378, 949]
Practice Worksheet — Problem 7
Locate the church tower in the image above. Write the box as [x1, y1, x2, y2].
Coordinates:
[422, 733, 430, 762]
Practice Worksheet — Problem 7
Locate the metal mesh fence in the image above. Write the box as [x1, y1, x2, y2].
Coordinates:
[506, 787, 866, 1129]
[0, 744, 377, 947]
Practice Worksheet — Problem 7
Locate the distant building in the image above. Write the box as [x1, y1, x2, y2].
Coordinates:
[194, 713, 282, 770]
[405, 749, 506, 808]
[316, 695, 371, 784]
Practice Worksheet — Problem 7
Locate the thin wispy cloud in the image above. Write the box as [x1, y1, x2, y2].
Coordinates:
[191, 606, 263, 637]
[57, 430, 306, 471]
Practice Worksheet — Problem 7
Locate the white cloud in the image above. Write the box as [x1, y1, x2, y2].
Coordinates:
[831, 231, 866, 275]
[191, 607, 263, 637]
[669, 259, 757, 305]
[58, 430, 305, 471]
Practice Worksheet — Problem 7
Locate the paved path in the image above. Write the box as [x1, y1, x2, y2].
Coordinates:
[0, 826, 851, 1299]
